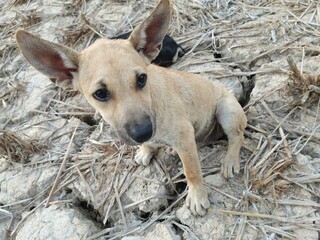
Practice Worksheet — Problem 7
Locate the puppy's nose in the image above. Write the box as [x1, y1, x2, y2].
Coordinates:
[126, 116, 153, 143]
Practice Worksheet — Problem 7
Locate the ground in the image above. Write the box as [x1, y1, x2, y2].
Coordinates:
[0, 0, 320, 239]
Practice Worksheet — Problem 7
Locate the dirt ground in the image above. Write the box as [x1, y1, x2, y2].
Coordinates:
[0, 0, 320, 239]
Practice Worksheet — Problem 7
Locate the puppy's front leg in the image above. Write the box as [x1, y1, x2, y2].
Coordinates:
[175, 123, 210, 216]
[135, 144, 155, 166]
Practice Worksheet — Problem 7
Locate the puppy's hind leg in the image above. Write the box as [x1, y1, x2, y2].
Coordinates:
[216, 95, 247, 178]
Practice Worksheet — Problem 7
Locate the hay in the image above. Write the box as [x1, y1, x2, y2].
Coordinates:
[287, 56, 320, 105]
[0, 130, 36, 163]
[12, 0, 31, 6]
[1, 0, 320, 239]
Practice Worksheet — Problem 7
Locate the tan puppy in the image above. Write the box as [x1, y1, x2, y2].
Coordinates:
[15, 0, 246, 216]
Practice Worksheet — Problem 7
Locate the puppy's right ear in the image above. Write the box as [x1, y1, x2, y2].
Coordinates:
[15, 30, 80, 89]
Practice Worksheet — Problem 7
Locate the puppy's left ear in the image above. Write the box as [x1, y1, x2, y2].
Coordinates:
[129, 0, 171, 62]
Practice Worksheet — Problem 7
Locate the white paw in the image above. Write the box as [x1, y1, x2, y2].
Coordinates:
[134, 146, 153, 166]
[186, 186, 210, 216]
[221, 157, 240, 178]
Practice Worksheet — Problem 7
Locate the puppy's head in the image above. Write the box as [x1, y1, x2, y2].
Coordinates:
[15, 0, 171, 145]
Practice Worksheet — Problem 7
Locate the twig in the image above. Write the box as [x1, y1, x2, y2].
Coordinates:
[260, 100, 293, 160]
[75, 166, 95, 203]
[253, 135, 287, 170]
[45, 124, 78, 207]
[220, 209, 306, 224]
[205, 184, 240, 202]
[139, 191, 188, 233]
[114, 185, 126, 228]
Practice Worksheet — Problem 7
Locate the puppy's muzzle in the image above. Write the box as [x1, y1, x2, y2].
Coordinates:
[125, 115, 153, 143]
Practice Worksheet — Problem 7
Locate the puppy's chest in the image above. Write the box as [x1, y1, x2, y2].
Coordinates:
[148, 139, 167, 148]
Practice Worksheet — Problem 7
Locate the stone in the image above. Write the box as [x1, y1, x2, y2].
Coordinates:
[250, 60, 292, 109]
[0, 164, 58, 205]
[0, 208, 12, 240]
[2, 1, 320, 240]
[176, 205, 226, 239]
[250, 56, 320, 111]
[7, 69, 54, 122]
[172, 56, 245, 101]
[122, 237, 142, 240]
[16, 205, 101, 240]
[204, 173, 225, 188]
[122, 166, 168, 213]
[144, 223, 181, 240]
[294, 228, 319, 240]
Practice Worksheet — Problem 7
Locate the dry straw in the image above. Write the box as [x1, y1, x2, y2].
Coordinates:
[1, 0, 320, 239]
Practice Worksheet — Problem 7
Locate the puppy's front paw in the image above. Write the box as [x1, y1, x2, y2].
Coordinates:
[186, 186, 210, 216]
[134, 145, 153, 166]
[221, 157, 240, 178]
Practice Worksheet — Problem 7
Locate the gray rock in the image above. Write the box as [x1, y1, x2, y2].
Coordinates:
[0, 163, 58, 205]
[16, 205, 101, 240]
[0, 208, 12, 240]
[294, 228, 319, 240]
[144, 223, 181, 240]
[172, 56, 245, 101]
[8, 69, 54, 122]
[176, 205, 226, 240]
[122, 237, 142, 240]
[204, 173, 225, 188]
[123, 166, 168, 213]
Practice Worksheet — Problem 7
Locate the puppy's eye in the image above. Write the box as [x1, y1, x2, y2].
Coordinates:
[93, 88, 110, 102]
[136, 73, 147, 89]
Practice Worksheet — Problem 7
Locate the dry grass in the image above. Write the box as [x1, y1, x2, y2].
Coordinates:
[0, 130, 36, 163]
[1, 0, 320, 239]
[12, 0, 32, 5]
[287, 56, 320, 105]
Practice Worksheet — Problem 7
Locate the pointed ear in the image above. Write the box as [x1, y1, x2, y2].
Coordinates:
[15, 30, 79, 89]
[129, 0, 171, 62]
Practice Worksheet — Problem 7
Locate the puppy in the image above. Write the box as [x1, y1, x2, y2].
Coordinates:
[15, 0, 246, 216]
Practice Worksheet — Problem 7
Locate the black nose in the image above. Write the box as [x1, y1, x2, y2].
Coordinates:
[125, 116, 153, 143]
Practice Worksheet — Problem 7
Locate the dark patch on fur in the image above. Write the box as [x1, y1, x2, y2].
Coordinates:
[111, 32, 185, 67]
[195, 118, 224, 147]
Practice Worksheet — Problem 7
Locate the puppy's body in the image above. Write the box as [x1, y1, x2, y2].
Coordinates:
[15, 0, 247, 216]
[147, 65, 226, 146]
